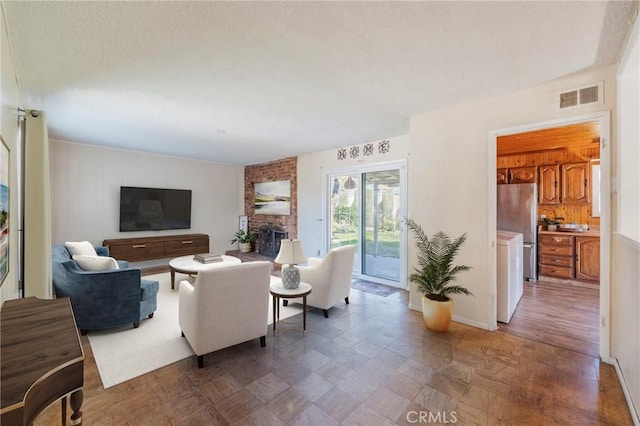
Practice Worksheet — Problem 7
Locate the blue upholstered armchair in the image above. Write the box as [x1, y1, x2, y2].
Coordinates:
[52, 244, 159, 334]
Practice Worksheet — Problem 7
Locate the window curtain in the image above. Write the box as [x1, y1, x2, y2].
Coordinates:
[23, 110, 51, 298]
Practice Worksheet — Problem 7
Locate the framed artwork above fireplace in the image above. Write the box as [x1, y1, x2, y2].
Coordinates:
[254, 180, 290, 215]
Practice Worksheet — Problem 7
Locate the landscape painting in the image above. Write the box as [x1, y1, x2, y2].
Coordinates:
[254, 180, 290, 215]
[0, 136, 9, 286]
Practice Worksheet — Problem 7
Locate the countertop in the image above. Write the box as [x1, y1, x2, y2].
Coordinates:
[539, 228, 600, 237]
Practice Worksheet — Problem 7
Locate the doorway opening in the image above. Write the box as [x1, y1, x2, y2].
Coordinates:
[325, 161, 407, 288]
[492, 114, 609, 359]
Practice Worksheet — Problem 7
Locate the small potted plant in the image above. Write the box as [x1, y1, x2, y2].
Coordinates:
[405, 218, 473, 332]
[230, 229, 257, 253]
[542, 217, 564, 231]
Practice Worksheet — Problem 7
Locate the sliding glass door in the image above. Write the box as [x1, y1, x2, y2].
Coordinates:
[362, 169, 401, 281]
[329, 174, 360, 252]
[326, 161, 406, 287]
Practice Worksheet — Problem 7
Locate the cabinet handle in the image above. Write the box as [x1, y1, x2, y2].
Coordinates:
[182, 240, 193, 244]
[132, 244, 146, 248]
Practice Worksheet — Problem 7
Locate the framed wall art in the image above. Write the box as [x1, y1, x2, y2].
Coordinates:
[239, 215, 248, 232]
[254, 180, 291, 215]
[0, 135, 9, 286]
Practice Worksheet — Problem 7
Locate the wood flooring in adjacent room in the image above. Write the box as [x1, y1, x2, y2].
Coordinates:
[498, 279, 600, 358]
[34, 280, 631, 425]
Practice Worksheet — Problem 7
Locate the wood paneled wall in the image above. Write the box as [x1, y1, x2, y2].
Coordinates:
[497, 147, 600, 168]
[497, 122, 600, 156]
[537, 204, 598, 227]
[498, 122, 600, 227]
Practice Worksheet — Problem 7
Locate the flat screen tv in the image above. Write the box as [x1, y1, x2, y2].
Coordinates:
[119, 186, 192, 232]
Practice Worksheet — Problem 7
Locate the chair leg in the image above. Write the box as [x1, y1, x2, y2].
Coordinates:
[148, 312, 154, 319]
[323, 309, 329, 318]
[133, 321, 140, 328]
[283, 300, 289, 307]
[260, 335, 266, 347]
[197, 355, 204, 369]
[344, 297, 349, 305]
[181, 331, 185, 337]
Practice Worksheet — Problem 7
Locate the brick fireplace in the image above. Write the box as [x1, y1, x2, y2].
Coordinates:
[244, 157, 297, 254]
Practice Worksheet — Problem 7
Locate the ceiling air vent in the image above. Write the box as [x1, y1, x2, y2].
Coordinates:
[557, 81, 603, 111]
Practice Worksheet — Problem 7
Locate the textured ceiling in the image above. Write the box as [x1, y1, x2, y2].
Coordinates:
[3, 1, 638, 165]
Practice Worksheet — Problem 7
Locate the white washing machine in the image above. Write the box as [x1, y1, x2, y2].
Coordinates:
[497, 230, 524, 323]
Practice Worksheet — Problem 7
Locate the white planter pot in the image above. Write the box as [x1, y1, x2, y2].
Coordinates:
[240, 243, 251, 253]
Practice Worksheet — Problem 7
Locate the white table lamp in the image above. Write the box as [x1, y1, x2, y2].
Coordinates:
[274, 239, 307, 289]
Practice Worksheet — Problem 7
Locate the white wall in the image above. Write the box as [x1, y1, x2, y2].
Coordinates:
[612, 234, 640, 418]
[618, 21, 640, 242]
[612, 14, 640, 421]
[50, 140, 245, 255]
[408, 65, 617, 329]
[297, 135, 410, 259]
[0, 5, 23, 303]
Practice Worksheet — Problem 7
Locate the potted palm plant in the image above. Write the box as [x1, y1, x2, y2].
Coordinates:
[405, 218, 473, 332]
[230, 229, 257, 253]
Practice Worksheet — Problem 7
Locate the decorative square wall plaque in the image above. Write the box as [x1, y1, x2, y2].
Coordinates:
[350, 146, 360, 158]
[363, 143, 374, 156]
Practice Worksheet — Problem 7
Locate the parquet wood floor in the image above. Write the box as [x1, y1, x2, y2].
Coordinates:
[34, 283, 631, 425]
[498, 280, 599, 358]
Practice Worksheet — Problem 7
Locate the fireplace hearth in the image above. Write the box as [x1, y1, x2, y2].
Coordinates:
[258, 225, 287, 258]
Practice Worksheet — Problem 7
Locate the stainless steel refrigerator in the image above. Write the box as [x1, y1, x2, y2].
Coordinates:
[497, 183, 538, 281]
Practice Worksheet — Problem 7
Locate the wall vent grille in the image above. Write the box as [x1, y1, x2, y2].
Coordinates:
[557, 81, 603, 111]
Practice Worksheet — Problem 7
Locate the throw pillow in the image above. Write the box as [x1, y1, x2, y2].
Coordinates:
[73, 255, 120, 271]
[65, 241, 98, 257]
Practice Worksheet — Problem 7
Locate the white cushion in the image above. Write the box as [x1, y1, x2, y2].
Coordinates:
[73, 255, 119, 271]
[65, 241, 98, 257]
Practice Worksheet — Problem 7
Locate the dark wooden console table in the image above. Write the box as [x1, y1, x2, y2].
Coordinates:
[1, 297, 84, 426]
[103, 233, 209, 262]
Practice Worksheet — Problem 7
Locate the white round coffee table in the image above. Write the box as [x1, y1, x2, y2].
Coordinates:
[169, 255, 241, 289]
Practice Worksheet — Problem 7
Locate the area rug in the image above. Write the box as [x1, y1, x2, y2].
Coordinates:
[351, 279, 402, 297]
[88, 273, 302, 388]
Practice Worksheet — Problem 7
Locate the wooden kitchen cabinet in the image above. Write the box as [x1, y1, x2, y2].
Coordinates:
[497, 168, 508, 185]
[539, 165, 560, 205]
[509, 166, 538, 184]
[538, 233, 574, 279]
[538, 232, 600, 283]
[575, 236, 600, 282]
[561, 162, 590, 204]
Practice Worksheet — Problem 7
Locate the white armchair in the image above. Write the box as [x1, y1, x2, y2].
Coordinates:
[178, 261, 271, 368]
[295, 245, 356, 318]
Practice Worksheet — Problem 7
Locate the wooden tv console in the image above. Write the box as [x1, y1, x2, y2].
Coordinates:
[103, 233, 209, 262]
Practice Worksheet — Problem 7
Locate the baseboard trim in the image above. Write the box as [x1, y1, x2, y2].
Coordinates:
[451, 315, 490, 331]
[407, 304, 491, 331]
[612, 357, 640, 426]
